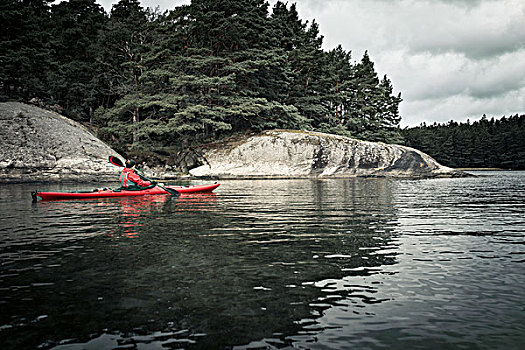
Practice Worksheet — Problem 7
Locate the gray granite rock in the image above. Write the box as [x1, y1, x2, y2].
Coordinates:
[0, 102, 122, 183]
[190, 130, 466, 178]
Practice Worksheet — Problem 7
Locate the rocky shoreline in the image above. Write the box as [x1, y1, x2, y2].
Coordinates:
[1, 102, 466, 183]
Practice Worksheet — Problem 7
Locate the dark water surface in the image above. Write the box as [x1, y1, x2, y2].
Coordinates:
[1, 172, 524, 349]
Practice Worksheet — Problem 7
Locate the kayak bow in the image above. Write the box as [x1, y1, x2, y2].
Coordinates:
[32, 183, 220, 201]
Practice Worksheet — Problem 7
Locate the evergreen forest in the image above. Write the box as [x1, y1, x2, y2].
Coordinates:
[1, 0, 403, 162]
[402, 115, 525, 170]
[3, 0, 522, 170]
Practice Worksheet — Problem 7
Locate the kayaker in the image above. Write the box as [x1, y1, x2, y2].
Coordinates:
[120, 159, 157, 190]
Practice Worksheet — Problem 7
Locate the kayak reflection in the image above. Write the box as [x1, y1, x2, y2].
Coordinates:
[112, 193, 218, 238]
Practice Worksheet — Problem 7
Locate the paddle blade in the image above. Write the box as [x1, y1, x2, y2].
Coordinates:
[109, 156, 125, 167]
[160, 186, 179, 197]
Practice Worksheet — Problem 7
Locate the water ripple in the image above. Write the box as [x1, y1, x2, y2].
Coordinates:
[1, 174, 524, 349]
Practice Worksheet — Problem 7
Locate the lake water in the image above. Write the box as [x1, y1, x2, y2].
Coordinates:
[1, 171, 524, 349]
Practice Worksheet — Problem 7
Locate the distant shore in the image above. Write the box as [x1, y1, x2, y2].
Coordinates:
[456, 168, 507, 171]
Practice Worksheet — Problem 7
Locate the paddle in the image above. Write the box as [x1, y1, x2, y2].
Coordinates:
[108, 156, 179, 197]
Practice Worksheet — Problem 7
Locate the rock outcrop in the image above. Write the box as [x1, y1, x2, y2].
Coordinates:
[0, 102, 122, 183]
[1, 102, 465, 182]
[190, 130, 466, 178]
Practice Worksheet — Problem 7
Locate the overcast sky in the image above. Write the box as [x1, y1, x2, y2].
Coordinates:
[97, 0, 524, 127]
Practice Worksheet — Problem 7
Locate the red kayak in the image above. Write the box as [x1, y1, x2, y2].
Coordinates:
[32, 183, 220, 201]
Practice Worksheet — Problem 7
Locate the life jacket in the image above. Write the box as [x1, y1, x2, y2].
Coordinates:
[120, 168, 151, 189]
[120, 168, 132, 188]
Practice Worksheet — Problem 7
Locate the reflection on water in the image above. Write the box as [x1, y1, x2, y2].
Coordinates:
[111, 194, 218, 238]
[1, 173, 524, 349]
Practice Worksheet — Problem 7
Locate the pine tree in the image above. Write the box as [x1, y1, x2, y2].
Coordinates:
[48, 0, 107, 121]
[345, 51, 402, 142]
[376, 75, 403, 143]
[345, 51, 380, 139]
[0, 0, 53, 99]
[317, 45, 355, 136]
[95, 0, 155, 138]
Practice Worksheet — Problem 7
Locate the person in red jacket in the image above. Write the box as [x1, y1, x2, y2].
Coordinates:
[120, 159, 156, 190]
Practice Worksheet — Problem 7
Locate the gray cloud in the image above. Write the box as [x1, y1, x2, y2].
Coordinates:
[293, 0, 525, 125]
[403, 1, 525, 59]
[303, 0, 525, 58]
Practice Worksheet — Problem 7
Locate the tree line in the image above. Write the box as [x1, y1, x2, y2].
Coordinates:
[1, 0, 403, 161]
[402, 114, 525, 170]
